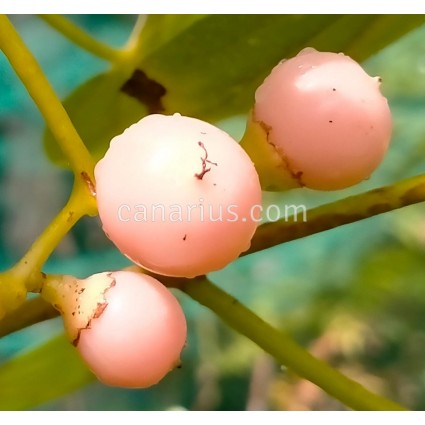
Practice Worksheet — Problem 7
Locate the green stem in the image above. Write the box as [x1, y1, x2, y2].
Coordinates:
[123, 14, 147, 54]
[0, 268, 410, 410]
[0, 15, 96, 182]
[181, 277, 407, 411]
[9, 182, 95, 293]
[0, 296, 58, 338]
[0, 181, 92, 314]
[38, 15, 125, 63]
[247, 173, 425, 256]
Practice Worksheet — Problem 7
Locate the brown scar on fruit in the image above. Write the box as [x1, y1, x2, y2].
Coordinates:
[256, 118, 305, 186]
[183, 234, 187, 241]
[93, 302, 108, 319]
[51, 274, 116, 347]
[72, 276, 116, 346]
[195, 141, 217, 180]
[121, 69, 167, 114]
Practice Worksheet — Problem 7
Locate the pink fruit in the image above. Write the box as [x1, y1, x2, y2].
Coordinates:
[45, 271, 187, 388]
[95, 113, 262, 278]
[241, 47, 392, 191]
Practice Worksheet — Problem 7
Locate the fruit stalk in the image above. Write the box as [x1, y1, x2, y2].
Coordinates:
[182, 277, 407, 411]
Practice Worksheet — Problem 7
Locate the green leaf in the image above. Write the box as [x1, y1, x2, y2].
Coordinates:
[44, 14, 425, 166]
[45, 70, 148, 166]
[0, 334, 94, 410]
[136, 15, 207, 60]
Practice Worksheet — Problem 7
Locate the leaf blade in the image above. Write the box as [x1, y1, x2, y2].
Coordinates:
[44, 14, 425, 166]
[0, 334, 93, 410]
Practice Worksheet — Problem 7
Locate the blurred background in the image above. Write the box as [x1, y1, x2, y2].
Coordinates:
[1, 15, 425, 410]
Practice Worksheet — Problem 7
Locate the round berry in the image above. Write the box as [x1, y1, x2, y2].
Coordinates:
[242, 47, 392, 191]
[95, 113, 262, 278]
[53, 271, 187, 388]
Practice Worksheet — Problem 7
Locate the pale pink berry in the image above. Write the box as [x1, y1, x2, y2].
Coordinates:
[250, 47, 392, 191]
[95, 113, 262, 278]
[54, 271, 187, 388]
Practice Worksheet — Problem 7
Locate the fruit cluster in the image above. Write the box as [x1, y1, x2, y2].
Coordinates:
[44, 49, 392, 388]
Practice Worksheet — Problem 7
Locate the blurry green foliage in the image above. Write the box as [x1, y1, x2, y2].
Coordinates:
[2, 14, 425, 411]
[0, 334, 93, 410]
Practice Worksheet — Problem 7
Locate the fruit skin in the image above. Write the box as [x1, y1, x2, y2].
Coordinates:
[45, 271, 187, 389]
[78, 271, 187, 388]
[95, 113, 262, 278]
[241, 47, 393, 191]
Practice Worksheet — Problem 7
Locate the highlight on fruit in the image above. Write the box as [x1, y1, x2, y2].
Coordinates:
[95, 113, 262, 278]
[240, 47, 393, 191]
